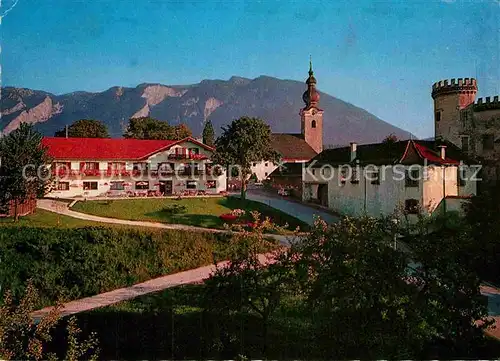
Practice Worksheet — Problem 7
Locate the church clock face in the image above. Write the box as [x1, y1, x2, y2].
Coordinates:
[312, 109, 317, 115]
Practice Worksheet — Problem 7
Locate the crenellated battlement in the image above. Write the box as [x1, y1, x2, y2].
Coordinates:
[431, 78, 478, 98]
[474, 95, 500, 111]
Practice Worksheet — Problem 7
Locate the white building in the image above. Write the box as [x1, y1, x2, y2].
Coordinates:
[42, 136, 226, 198]
[302, 140, 478, 218]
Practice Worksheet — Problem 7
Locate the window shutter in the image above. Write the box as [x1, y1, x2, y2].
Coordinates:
[80, 162, 85, 171]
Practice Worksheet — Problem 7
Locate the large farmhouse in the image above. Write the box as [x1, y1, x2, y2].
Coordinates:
[43, 136, 226, 198]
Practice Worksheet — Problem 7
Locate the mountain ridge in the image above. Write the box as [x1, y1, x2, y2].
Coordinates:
[1, 76, 413, 146]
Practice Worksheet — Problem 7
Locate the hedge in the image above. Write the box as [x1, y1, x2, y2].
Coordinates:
[0, 226, 259, 308]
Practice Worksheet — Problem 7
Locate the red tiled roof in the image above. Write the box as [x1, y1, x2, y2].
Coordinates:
[271, 133, 318, 161]
[41, 137, 211, 161]
[411, 141, 460, 165]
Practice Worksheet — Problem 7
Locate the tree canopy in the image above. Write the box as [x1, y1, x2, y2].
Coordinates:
[0, 123, 52, 221]
[205, 212, 492, 358]
[212, 117, 280, 199]
[123, 117, 192, 140]
[54, 119, 109, 138]
[202, 120, 215, 147]
[382, 133, 398, 144]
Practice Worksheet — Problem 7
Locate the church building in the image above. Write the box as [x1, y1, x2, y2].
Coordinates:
[253, 61, 323, 192]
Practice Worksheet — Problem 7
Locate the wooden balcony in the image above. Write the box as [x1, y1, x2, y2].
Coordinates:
[168, 153, 208, 160]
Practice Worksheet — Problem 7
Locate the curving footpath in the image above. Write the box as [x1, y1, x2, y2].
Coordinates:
[36, 199, 300, 246]
[32, 253, 276, 322]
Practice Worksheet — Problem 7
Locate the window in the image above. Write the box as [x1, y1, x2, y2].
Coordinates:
[158, 162, 175, 174]
[405, 199, 420, 214]
[56, 182, 70, 191]
[135, 181, 149, 190]
[265, 172, 268, 176]
[340, 168, 347, 184]
[189, 147, 199, 155]
[206, 180, 216, 189]
[110, 181, 124, 190]
[435, 111, 441, 122]
[483, 134, 495, 151]
[312, 169, 316, 176]
[84, 162, 99, 170]
[186, 180, 197, 189]
[461, 136, 469, 152]
[370, 169, 380, 185]
[83, 181, 98, 190]
[458, 167, 466, 187]
[350, 168, 359, 184]
[265, 163, 269, 167]
[253, 163, 257, 167]
[108, 162, 125, 170]
[405, 168, 419, 187]
[133, 163, 148, 171]
[311, 120, 316, 128]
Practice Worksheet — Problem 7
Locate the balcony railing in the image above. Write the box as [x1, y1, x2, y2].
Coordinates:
[168, 153, 208, 160]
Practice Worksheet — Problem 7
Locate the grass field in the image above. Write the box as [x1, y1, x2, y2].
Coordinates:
[71, 196, 309, 232]
[0, 209, 105, 228]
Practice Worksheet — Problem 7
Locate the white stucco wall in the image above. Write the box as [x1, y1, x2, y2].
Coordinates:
[302, 164, 476, 218]
[46, 140, 226, 198]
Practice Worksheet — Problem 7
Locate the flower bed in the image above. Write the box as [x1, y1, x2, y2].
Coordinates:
[219, 214, 238, 223]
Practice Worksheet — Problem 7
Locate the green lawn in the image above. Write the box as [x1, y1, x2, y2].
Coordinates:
[0, 209, 104, 228]
[71, 196, 309, 232]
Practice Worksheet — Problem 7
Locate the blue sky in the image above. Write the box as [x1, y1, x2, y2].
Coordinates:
[1, 0, 499, 138]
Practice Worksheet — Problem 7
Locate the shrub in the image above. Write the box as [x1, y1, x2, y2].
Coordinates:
[161, 204, 187, 215]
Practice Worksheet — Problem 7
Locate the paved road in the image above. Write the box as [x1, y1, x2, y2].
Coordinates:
[37, 199, 300, 246]
[234, 191, 339, 225]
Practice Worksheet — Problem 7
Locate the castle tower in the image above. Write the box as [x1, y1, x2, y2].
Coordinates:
[431, 78, 477, 147]
[300, 58, 324, 154]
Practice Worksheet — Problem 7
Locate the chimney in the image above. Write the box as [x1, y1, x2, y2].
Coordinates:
[438, 145, 447, 160]
[350, 142, 357, 162]
[65, 125, 68, 138]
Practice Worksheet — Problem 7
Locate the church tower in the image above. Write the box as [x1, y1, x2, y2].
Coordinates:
[300, 58, 324, 154]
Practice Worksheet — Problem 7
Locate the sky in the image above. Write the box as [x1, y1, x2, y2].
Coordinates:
[1, 0, 499, 139]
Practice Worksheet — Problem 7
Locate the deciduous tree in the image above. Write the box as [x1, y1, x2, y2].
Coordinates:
[286, 215, 491, 358]
[212, 117, 280, 200]
[123, 117, 191, 140]
[54, 119, 109, 138]
[205, 214, 289, 356]
[0, 123, 52, 221]
[0, 281, 100, 361]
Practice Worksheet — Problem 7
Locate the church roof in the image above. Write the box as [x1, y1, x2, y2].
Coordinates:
[271, 133, 318, 161]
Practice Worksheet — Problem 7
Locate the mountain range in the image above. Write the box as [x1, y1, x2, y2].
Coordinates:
[1, 76, 412, 146]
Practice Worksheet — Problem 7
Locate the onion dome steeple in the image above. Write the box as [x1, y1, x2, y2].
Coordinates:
[302, 56, 320, 109]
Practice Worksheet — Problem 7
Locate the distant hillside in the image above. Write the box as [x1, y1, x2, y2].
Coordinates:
[0, 76, 412, 145]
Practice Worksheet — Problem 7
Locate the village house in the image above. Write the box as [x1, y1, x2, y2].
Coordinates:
[302, 139, 478, 218]
[42, 136, 226, 198]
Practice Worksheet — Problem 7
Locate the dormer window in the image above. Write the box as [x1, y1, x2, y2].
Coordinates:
[435, 111, 441, 122]
[311, 120, 317, 128]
